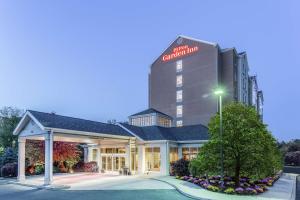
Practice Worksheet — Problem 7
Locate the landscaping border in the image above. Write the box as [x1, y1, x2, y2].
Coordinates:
[151, 177, 210, 200]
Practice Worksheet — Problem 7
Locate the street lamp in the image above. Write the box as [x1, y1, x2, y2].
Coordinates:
[214, 88, 224, 185]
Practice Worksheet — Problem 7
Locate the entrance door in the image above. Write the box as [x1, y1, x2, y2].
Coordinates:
[101, 155, 126, 172]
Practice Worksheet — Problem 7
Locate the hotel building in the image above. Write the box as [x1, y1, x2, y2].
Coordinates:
[13, 36, 264, 185]
[149, 36, 264, 126]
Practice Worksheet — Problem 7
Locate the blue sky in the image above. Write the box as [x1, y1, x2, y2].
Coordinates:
[0, 0, 299, 141]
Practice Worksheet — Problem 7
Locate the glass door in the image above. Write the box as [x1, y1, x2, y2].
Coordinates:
[107, 156, 112, 171]
[145, 147, 160, 172]
[101, 155, 126, 172]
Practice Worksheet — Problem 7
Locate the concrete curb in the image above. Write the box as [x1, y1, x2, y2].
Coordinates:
[0, 179, 70, 190]
[151, 178, 210, 200]
[152, 175, 298, 200]
[290, 174, 298, 200]
[284, 173, 297, 200]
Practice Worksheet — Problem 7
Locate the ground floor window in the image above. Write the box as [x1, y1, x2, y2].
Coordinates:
[101, 155, 125, 172]
[92, 149, 98, 161]
[145, 147, 160, 171]
[100, 147, 126, 172]
[182, 147, 201, 160]
[169, 147, 178, 163]
[101, 147, 126, 154]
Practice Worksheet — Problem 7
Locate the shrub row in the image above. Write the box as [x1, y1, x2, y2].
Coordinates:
[174, 174, 280, 195]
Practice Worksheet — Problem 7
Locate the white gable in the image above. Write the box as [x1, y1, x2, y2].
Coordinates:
[19, 119, 47, 137]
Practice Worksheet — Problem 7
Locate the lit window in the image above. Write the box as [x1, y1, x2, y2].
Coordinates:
[176, 120, 183, 127]
[176, 90, 182, 102]
[176, 75, 182, 87]
[176, 105, 183, 117]
[92, 149, 98, 161]
[176, 60, 182, 72]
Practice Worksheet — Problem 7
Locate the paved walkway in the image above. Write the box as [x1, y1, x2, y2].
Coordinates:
[152, 173, 297, 200]
[0, 176, 194, 200]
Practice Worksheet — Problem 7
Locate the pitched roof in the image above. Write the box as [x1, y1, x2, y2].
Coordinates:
[130, 108, 172, 118]
[121, 123, 209, 141]
[28, 110, 132, 137]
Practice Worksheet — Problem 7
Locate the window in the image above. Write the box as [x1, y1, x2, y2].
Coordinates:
[92, 149, 98, 161]
[176, 120, 183, 127]
[182, 147, 201, 160]
[176, 75, 183, 87]
[101, 148, 126, 154]
[176, 105, 183, 118]
[182, 147, 190, 160]
[176, 90, 182, 102]
[176, 60, 182, 72]
[190, 147, 198, 160]
[145, 147, 160, 171]
[169, 147, 178, 163]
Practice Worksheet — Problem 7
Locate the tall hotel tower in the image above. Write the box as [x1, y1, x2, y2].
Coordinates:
[148, 36, 263, 127]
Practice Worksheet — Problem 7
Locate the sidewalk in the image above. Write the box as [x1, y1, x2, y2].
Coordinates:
[151, 173, 297, 200]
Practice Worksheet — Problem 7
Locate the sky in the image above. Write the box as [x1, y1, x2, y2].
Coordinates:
[0, 0, 299, 141]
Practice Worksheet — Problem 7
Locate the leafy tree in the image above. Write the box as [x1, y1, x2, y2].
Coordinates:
[287, 139, 300, 152]
[0, 147, 18, 174]
[26, 140, 45, 166]
[26, 140, 81, 171]
[0, 146, 4, 156]
[278, 139, 300, 166]
[0, 107, 23, 149]
[285, 151, 300, 166]
[190, 103, 282, 187]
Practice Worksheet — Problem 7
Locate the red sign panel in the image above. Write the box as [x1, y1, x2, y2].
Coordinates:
[162, 45, 199, 62]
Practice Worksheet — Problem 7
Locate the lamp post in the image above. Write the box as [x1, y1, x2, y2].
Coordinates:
[214, 88, 224, 185]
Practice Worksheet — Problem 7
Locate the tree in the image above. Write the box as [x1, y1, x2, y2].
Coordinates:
[190, 103, 282, 187]
[26, 140, 81, 171]
[285, 151, 300, 166]
[0, 107, 23, 149]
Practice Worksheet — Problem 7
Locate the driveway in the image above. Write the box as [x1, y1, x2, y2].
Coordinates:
[0, 175, 194, 200]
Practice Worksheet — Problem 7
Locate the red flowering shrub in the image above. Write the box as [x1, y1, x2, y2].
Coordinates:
[83, 161, 98, 173]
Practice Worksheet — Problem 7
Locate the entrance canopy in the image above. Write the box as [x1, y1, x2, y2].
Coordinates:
[13, 110, 136, 185]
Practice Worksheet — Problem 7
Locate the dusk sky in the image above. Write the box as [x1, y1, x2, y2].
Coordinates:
[0, 1, 299, 141]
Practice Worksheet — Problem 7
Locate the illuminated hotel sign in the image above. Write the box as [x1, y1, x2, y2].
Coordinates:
[162, 45, 199, 62]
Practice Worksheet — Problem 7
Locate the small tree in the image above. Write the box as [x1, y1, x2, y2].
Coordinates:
[190, 103, 282, 187]
[26, 140, 81, 172]
[0, 107, 23, 149]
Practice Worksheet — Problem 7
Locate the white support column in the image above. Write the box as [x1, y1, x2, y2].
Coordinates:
[17, 137, 26, 182]
[44, 131, 53, 185]
[178, 146, 182, 159]
[97, 146, 101, 172]
[160, 142, 170, 175]
[83, 146, 89, 163]
[88, 146, 93, 162]
[125, 143, 131, 170]
[138, 145, 145, 174]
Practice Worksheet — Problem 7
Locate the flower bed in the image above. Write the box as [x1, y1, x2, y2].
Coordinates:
[174, 174, 281, 195]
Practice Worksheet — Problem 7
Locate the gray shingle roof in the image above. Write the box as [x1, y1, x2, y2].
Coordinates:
[130, 108, 172, 118]
[27, 110, 208, 141]
[28, 110, 132, 137]
[121, 123, 209, 141]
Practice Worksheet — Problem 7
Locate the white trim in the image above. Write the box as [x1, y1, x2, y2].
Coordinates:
[116, 123, 144, 141]
[178, 35, 218, 47]
[142, 140, 208, 144]
[150, 35, 218, 67]
[47, 127, 134, 140]
[13, 111, 45, 135]
[176, 140, 208, 144]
